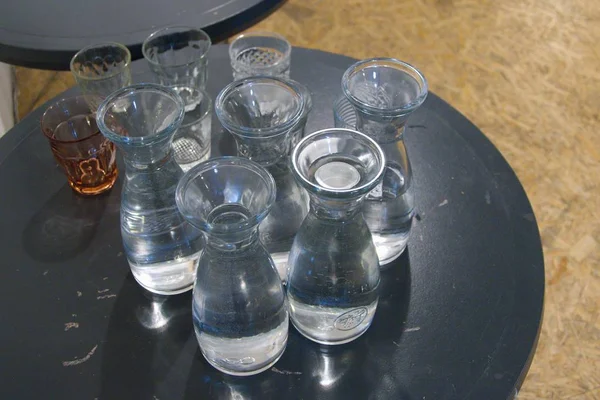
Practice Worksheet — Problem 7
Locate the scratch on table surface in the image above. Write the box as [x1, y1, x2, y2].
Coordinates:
[102, 277, 108, 280]
[77, 291, 82, 297]
[64, 322, 79, 331]
[438, 199, 448, 207]
[97, 289, 110, 293]
[404, 327, 421, 332]
[485, 191, 491, 204]
[271, 367, 302, 375]
[97, 294, 116, 300]
[62, 345, 97, 367]
[43, 270, 48, 276]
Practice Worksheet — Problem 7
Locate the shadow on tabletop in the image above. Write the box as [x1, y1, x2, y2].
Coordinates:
[99, 274, 193, 399]
[21, 184, 110, 263]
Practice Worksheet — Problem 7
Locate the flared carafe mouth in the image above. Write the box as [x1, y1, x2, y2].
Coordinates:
[342, 58, 428, 117]
[175, 157, 276, 234]
[292, 128, 385, 199]
[96, 83, 185, 146]
[215, 76, 305, 138]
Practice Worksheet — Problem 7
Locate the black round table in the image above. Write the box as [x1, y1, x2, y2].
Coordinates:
[0, 46, 544, 399]
[0, 0, 284, 70]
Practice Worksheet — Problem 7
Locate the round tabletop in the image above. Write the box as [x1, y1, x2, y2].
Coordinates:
[0, 45, 544, 399]
[0, 0, 284, 70]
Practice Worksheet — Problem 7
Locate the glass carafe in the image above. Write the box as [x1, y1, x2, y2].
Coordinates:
[176, 157, 288, 376]
[341, 58, 428, 266]
[287, 128, 386, 345]
[215, 76, 309, 280]
[97, 84, 203, 295]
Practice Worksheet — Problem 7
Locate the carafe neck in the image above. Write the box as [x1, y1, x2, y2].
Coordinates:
[117, 137, 174, 170]
[204, 228, 260, 253]
[309, 195, 364, 221]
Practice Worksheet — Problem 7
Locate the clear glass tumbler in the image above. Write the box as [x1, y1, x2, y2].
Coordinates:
[287, 128, 385, 345]
[341, 58, 428, 266]
[215, 76, 309, 280]
[176, 157, 288, 376]
[70, 42, 132, 111]
[171, 86, 212, 172]
[142, 26, 211, 90]
[289, 79, 313, 149]
[41, 95, 118, 195]
[229, 31, 291, 80]
[97, 84, 204, 295]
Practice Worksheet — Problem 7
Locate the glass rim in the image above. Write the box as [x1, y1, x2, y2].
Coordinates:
[229, 31, 291, 71]
[341, 57, 428, 116]
[96, 83, 185, 146]
[69, 42, 131, 81]
[142, 26, 212, 67]
[292, 128, 386, 199]
[175, 156, 276, 234]
[40, 95, 102, 144]
[215, 76, 304, 138]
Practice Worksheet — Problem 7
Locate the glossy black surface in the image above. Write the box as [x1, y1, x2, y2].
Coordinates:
[0, 46, 544, 399]
[0, 0, 284, 70]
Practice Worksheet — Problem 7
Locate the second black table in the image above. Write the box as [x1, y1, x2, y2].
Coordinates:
[0, 0, 285, 69]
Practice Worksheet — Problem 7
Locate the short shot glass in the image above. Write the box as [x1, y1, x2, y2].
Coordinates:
[142, 26, 211, 90]
[70, 42, 132, 111]
[41, 96, 118, 195]
[229, 31, 291, 80]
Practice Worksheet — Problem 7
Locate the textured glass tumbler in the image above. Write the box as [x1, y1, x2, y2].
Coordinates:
[171, 87, 212, 172]
[176, 157, 288, 376]
[216, 76, 309, 280]
[342, 58, 428, 266]
[97, 84, 203, 295]
[41, 96, 118, 195]
[70, 42, 132, 111]
[229, 31, 291, 80]
[142, 26, 211, 90]
[287, 128, 385, 345]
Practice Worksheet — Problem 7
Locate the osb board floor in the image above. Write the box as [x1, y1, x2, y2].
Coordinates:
[13, 0, 600, 398]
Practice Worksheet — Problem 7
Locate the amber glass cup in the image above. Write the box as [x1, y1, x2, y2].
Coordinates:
[41, 96, 118, 195]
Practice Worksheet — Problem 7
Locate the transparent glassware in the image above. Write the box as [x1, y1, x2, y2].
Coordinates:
[142, 26, 211, 90]
[175, 157, 288, 376]
[70, 42, 132, 111]
[341, 58, 428, 266]
[96, 84, 203, 295]
[41, 95, 118, 195]
[229, 31, 291, 80]
[215, 76, 309, 280]
[287, 128, 385, 345]
[289, 79, 313, 149]
[170, 86, 212, 172]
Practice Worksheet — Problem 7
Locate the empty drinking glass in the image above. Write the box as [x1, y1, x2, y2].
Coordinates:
[342, 58, 428, 266]
[142, 26, 211, 90]
[97, 84, 204, 295]
[215, 76, 309, 280]
[289, 79, 313, 148]
[332, 95, 357, 130]
[171, 86, 212, 172]
[229, 31, 291, 80]
[41, 96, 118, 195]
[287, 128, 385, 345]
[176, 157, 288, 376]
[70, 42, 132, 111]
